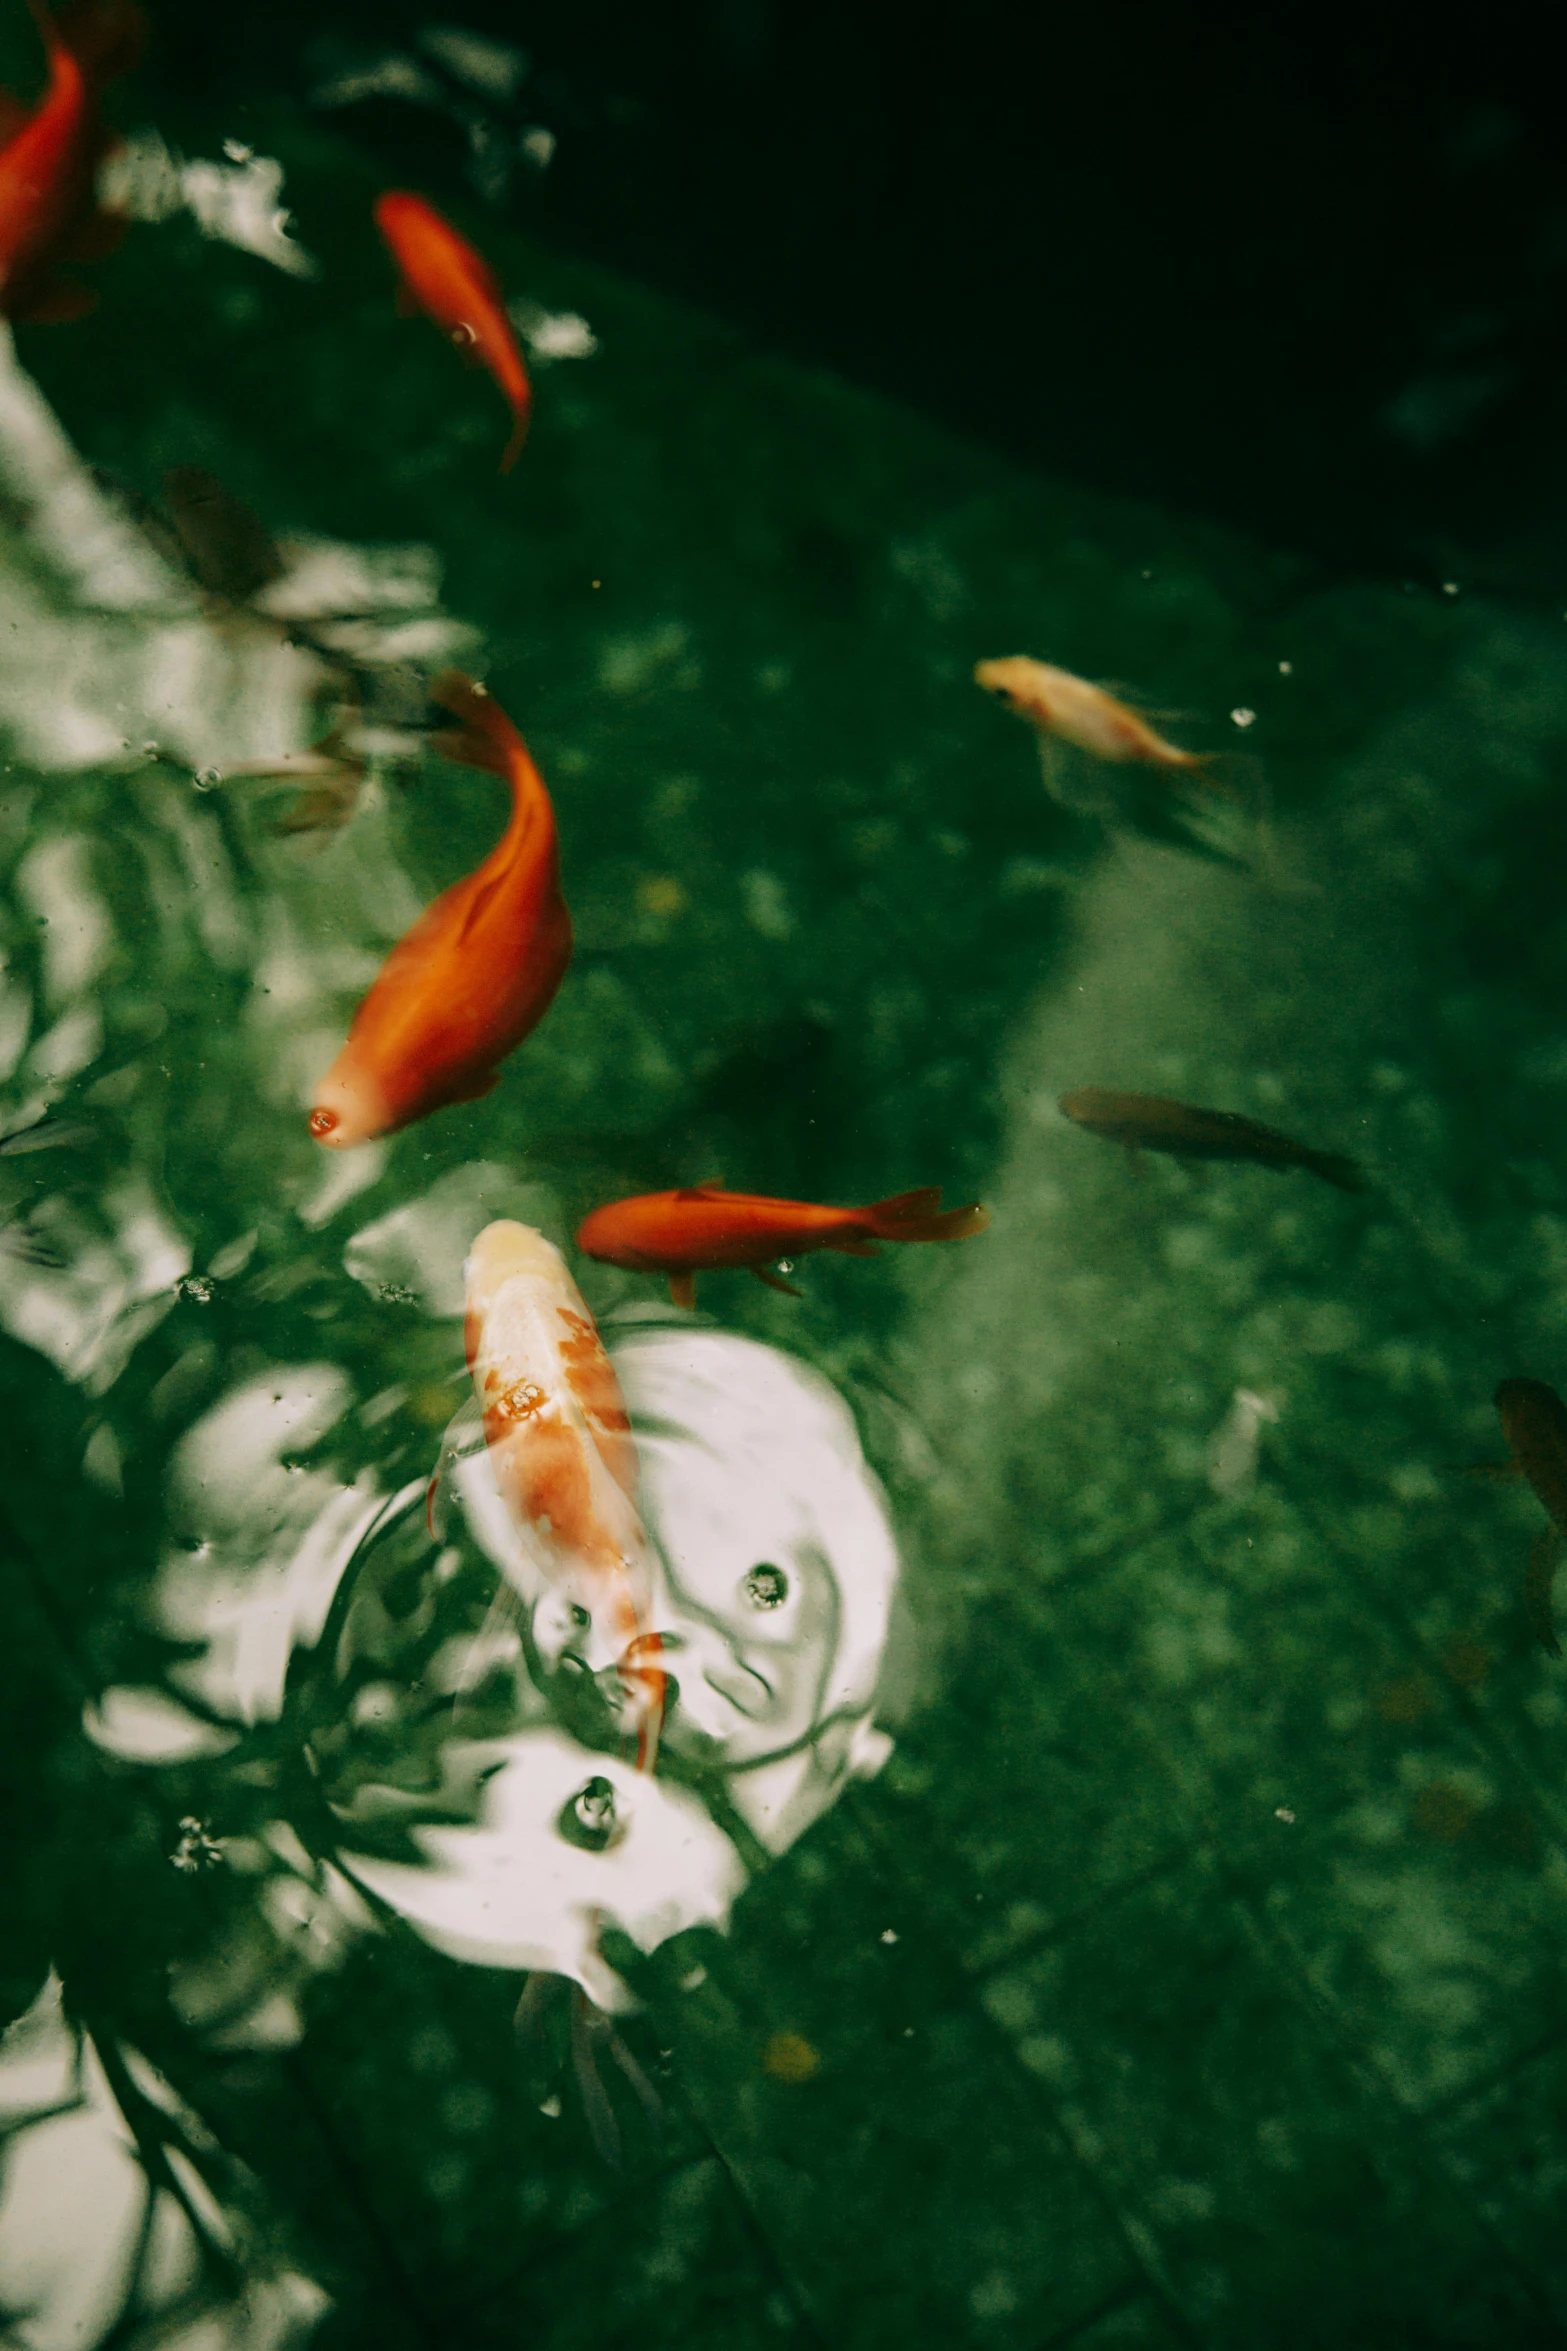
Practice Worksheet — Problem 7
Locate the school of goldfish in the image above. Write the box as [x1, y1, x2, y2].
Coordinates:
[1, 0, 1559, 1758]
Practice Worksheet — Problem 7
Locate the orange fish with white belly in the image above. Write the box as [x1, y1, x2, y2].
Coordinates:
[308, 670, 571, 1148]
[974, 656, 1203, 772]
[374, 190, 532, 473]
[464, 1220, 665, 1765]
[0, 0, 144, 324]
[576, 1183, 990, 1309]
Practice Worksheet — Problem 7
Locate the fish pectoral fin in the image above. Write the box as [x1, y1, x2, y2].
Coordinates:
[668, 1271, 697, 1310]
[829, 1237, 880, 1257]
[751, 1265, 804, 1298]
[1526, 1527, 1565, 1657]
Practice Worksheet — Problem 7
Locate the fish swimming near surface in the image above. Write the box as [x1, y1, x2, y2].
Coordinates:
[374, 190, 532, 472]
[462, 1220, 665, 1766]
[576, 1182, 990, 1309]
[308, 669, 571, 1146]
[1483, 1378, 1567, 1656]
[975, 656, 1204, 773]
[0, 0, 144, 323]
[1059, 1089, 1365, 1193]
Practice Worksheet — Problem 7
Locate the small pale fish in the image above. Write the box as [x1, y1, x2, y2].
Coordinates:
[975, 656, 1202, 772]
[161, 465, 285, 603]
[1059, 1090, 1365, 1193]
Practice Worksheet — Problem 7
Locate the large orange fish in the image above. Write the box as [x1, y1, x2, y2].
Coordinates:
[308, 670, 571, 1147]
[373, 190, 532, 473]
[576, 1183, 990, 1309]
[0, 0, 143, 324]
[464, 1220, 665, 1767]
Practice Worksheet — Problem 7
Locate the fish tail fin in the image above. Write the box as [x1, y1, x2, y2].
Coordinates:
[1303, 1149, 1367, 1194]
[499, 409, 530, 475]
[428, 670, 522, 780]
[863, 1188, 992, 1244]
[53, 0, 147, 82]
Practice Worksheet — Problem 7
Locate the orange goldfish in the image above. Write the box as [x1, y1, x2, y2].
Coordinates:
[308, 670, 571, 1147]
[0, 0, 143, 324]
[1487, 1379, 1567, 1657]
[975, 656, 1202, 771]
[1059, 1089, 1365, 1192]
[373, 190, 532, 473]
[576, 1183, 990, 1309]
[465, 1220, 665, 1766]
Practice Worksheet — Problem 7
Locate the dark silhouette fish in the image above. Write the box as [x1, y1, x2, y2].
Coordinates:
[1488, 1378, 1567, 1656]
[1059, 1089, 1365, 1192]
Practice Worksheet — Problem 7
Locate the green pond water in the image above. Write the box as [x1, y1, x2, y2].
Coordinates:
[4, 65, 1567, 2351]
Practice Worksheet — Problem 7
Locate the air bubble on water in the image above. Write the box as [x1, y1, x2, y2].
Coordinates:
[575, 1780, 615, 1833]
[776, 1259, 795, 1275]
[223, 139, 254, 162]
[193, 768, 222, 792]
[1229, 707, 1257, 730]
[539, 2094, 561, 2118]
[177, 1274, 214, 1302]
[880, 1928, 899, 1945]
[1274, 1805, 1296, 1824]
[744, 1562, 788, 1610]
[1277, 660, 1293, 675]
[1442, 581, 1460, 596]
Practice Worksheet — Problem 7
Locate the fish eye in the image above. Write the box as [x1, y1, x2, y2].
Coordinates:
[743, 1562, 789, 1611]
[556, 1775, 618, 1852]
[307, 1107, 337, 1138]
[451, 322, 477, 347]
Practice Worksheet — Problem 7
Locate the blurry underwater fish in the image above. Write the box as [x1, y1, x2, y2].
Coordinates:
[1059, 1089, 1365, 1192]
[576, 1182, 990, 1309]
[976, 656, 1204, 773]
[0, 0, 144, 323]
[309, 670, 571, 1146]
[974, 653, 1267, 867]
[374, 190, 532, 472]
[461, 1220, 665, 1766]
[217, 726, 369, 840]
[1477, 1378, 1567, 1657]
[160, 463, 285, 603]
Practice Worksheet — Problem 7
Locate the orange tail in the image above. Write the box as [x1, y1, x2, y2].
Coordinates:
[499, 404, 531, 475]
[429, 670, 524, 778]
[863, 1187, 991, 1244]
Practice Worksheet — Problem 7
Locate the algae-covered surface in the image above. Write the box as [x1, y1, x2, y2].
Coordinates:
[5, 58, 1567, 2351]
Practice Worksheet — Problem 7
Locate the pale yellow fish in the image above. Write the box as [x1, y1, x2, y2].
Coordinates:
[974, 655, 1202, 771]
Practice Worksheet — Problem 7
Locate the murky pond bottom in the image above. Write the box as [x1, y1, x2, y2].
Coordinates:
[3, 66, 1567, 2351]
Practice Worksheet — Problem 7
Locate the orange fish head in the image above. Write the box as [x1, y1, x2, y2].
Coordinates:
[307, 1052, 389, 1149]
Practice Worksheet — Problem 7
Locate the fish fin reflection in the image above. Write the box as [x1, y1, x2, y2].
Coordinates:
[751, 1264, 804, 1297]
[668, 1270, 696, 1310]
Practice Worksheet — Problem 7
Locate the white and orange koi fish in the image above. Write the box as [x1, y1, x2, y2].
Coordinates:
[461, 1221, 665, 1769]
